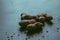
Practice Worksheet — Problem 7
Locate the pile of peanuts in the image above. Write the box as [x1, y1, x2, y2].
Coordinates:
[19, 13, 53, 30]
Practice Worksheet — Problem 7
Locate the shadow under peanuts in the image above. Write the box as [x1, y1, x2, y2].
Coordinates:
[45, 20, 53, 25]
[19, 24, 43, 36]
[18, 13, 53, 36]
[27, 27, 43, 36]
[19, 21, 53, 36]
[19, 27, 27, 32]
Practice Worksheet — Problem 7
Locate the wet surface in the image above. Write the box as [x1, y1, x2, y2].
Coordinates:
[0, 0, 60, 40]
